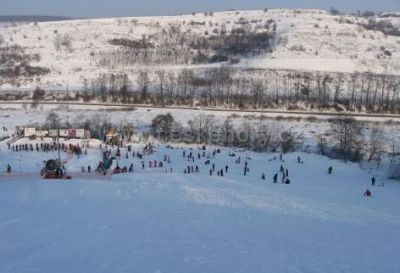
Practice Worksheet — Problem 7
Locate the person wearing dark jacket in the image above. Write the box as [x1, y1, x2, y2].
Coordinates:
[273, 173, 278, 183]
[363, 189, 372, 197]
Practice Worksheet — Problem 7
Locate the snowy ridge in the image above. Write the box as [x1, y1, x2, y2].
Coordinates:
[0, 9, 399, 91]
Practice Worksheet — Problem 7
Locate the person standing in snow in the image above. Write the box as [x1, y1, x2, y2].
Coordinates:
[261, 173, 265, 181]
[6, 164, 11, 173]
[225, 165, 228, 173]
[328, 166, 333, 174]
[273, 173, 278, 183]
[371, 176, 376, 186]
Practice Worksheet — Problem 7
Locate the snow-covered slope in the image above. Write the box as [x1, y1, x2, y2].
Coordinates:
[0, 144, 399, 273]
[1, 9, 399, 91]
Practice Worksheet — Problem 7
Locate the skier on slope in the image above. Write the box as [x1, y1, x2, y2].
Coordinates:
[328, 166, 333, 174]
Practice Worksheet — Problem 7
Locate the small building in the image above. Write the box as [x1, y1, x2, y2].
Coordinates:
[106, 129, 120, 145]
[49, 130, 58, 137]
[24, 128, 36, 137]
[36, 130, 49, 137]
[20, 128, 91, 140]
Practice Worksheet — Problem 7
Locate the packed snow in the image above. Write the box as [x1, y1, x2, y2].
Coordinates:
[0, 138, 399, 273]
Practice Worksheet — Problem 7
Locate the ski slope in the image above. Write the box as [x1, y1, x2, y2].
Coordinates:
[0, 143, 399, 273]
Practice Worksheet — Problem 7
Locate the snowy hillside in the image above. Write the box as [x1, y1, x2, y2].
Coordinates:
[0, 143, 400, 273]
[1, 9, 399, 91]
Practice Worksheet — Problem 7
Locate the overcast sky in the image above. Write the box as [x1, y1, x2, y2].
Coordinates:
[0, 0, 398, 18]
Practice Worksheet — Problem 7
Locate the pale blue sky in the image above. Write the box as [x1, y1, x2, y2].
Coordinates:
[0, 0, 398, 18]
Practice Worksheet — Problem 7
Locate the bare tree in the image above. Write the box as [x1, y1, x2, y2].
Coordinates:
[155, 70, 166, 106]
[330, 117, 362, 161]
[136, 70, 150, 102]
[187, 114, 216, 144]
[364, 127, 384, 163]
[46, 111, 61, 129]
[150, 113, 174, 141]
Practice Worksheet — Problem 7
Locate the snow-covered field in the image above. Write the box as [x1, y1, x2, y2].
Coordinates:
[0, 141, 399, 273]
[1, 7, 399, 273]
[0, 76, 399, 273]
[1, 9, 399, 91]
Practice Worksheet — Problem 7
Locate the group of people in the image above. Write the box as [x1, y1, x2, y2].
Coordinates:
[8, 142, 83, 156]
[262, 154, 292, 184]
[95, 143, 165, 175]
[363, 176, 383, 197]
[3, 137, 383, 198]
[112, 163, 135, 174]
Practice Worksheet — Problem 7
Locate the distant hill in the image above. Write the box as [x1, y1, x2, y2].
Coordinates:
[1, 9, 399, 95]
[0, 15, 74, 22]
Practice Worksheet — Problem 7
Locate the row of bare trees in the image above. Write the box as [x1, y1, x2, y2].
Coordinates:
[80, 68, 399, 113]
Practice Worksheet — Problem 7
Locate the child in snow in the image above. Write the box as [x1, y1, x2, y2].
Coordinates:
[363, 189, 372, 197]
